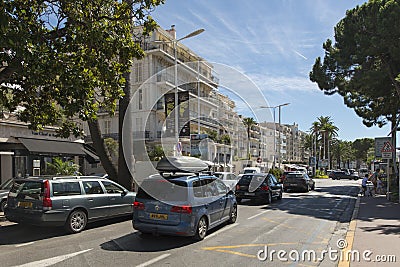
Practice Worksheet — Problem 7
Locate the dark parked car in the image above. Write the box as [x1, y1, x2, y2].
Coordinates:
[5, 175, 136, 233]
[283, 172, 315, 192]
[0, 178, 14, 212]
[329, 170, 358, 180]
[235, 173, 283, 204]
[132, 156, 237, 241]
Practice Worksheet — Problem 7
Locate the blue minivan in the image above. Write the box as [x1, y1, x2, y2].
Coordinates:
[132, 157, 237, 240]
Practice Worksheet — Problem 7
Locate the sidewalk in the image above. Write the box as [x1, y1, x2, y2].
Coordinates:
[348, 194, 400, 266]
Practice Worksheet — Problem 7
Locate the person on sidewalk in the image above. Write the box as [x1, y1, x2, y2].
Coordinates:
[369, 168, 380, 196]
[361, 174, 368, 196]
[376, 177, 384, 194]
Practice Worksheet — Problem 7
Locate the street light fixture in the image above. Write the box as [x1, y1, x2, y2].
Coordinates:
[155, 26, 204, 155]
[260, 103, 290, 168]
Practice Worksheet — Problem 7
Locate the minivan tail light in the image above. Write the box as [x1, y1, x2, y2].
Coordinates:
[171, 205, 192, 214]
[43, 180, 52, 210]
[260, 185, 269, 191]
[235, 184, 240, 191]
[133, 201, 145, 210]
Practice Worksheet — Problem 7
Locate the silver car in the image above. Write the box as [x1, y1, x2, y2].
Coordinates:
[5, 176, 135, 233]
[0, 178, 14, 212]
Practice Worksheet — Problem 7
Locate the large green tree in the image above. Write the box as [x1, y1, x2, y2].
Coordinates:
[309, 0, 400, 151]
[0, 0, 163, 189]
[352, 138, 374, 164]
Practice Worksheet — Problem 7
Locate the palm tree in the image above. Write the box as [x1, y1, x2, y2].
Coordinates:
[242, 117, 256, 160]
[310, 116, 339, 169]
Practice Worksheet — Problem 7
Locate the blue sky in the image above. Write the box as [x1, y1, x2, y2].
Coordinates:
[152, 0, 394, 141]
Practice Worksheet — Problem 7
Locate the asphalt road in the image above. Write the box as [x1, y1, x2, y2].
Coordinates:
[0, 179, 360, 267]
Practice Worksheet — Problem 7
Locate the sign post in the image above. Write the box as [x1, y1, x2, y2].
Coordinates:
[381, 141, 395, 199]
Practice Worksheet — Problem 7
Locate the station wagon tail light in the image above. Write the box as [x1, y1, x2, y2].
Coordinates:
[43, 180, 52, 210]
[260, 185, 269, 191]
[171, 205, 192, 214]
[133, 201, 145, 210]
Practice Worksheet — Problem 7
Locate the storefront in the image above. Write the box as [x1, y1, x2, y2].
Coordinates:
[0, 120, 99, 184]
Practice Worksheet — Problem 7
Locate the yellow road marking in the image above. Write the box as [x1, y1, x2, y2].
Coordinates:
[338, 197, 360, 267]
[213, 249, 257, 258]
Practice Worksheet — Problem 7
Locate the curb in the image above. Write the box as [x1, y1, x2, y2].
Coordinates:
[337, 195, 361, 267]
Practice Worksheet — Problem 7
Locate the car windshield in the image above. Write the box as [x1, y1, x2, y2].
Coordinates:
[136, 179, 188, 202]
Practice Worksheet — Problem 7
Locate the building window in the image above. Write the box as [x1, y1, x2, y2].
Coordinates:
[134, 62, 142, 83]
[104, 120, 111, 134]
[138, 89, 143, 110]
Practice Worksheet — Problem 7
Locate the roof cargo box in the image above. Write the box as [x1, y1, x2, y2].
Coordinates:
[156, 156, 208, 173]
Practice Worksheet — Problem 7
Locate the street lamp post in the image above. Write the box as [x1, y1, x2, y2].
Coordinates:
[260, 103, 290, 169]
[158, 27, 204, 156]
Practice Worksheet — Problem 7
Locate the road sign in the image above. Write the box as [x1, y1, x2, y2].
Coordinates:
[375, 137, 392, 157]
[381, 141, 395, 153]
[257, 157, 262, 164]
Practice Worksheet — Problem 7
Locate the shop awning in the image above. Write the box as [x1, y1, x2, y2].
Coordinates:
[82, 144, 100, 163]
[18, 138, 85, 155]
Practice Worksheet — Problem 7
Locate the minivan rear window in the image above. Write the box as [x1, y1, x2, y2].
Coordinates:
[137, 179, 188, 201]
[9, 180, 43, 200]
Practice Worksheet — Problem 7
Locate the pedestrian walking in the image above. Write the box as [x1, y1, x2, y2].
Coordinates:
[361, 174, 368, 196]
[369, 168, 380, 196]
[376, 177, 384, 194]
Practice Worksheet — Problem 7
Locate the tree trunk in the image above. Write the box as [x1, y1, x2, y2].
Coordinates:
[87, 119, 118, 181]
[118, 71, 134, 191]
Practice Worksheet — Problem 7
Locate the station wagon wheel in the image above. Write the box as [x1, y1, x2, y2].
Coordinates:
[194, 216, 208, 241]
[228, 205, 237, 224]
[65, 210, 87, 234]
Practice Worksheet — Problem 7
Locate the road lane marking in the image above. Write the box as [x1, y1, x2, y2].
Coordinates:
[15, 242, 34, 247]
[136, 254, 171, 267]
[14, 248, 93, 267]
[247, 210, 270, 220]
[204, 223, 239, 240]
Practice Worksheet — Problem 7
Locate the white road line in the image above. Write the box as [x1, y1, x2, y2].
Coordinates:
[204, 223, 239, 240]
[247, 210, 270, 220]
[15, 242, 34, 247]
[13, 248, 93, 267]
[136, 254, 171, 267]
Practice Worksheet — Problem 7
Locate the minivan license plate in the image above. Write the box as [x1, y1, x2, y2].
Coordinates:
[150, 213, 168, 220]
[18, 201, 32, 208]
[244, 192, 255, 196]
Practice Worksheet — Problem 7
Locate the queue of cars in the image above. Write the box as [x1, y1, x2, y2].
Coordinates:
[2, 158, 320, 240]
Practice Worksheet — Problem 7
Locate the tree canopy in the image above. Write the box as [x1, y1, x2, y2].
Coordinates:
[310, 0, 400, 129]
[0, 0, 162, 136]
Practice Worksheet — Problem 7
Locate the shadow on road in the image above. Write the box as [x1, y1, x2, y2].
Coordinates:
[0, 216, 131, 245]
[100, 221, 231, 252]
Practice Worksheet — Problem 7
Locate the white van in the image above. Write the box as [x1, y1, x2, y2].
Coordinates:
[242, 167, 261, 174]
